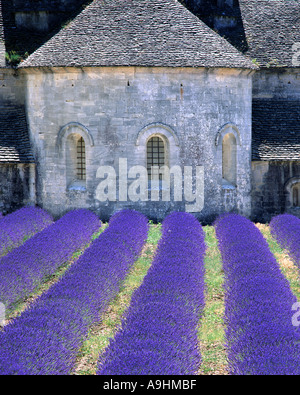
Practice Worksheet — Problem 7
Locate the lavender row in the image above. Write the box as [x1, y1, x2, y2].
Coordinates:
[0, 206, 53, 257]
[270, 213, 300, 268]
[215, 214, 300, 375]
[97, 212, 206, 375]
[0, 209, 148, 375]
[0, 209, 101, 314]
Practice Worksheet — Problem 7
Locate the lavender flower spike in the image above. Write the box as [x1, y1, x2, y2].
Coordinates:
[215, 213, 300, 375]
[0, 206, 53, 257]
[0, 209, 148, 375]
[270, 213, 300, 269]
[97, 211, 206, 375]
[0, 208, 101, 314]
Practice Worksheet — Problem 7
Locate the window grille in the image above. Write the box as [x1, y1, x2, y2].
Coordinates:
[147, 136, 165, 180]
[76, 137, 86, 180]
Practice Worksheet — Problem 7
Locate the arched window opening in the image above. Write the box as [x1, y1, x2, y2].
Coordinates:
[147, 136, 165, 181]
[292, 183, 300, 207]
[76, 137, 86, 181]
[222, 133, 237, 186]
[66, 133, 87, 189]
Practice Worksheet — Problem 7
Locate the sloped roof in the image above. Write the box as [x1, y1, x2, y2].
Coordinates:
[238, 0, 300, 68]
[252, 99, 300, 161]
[19, 0, 255, 69]
[0, 1, 3, 40]
[0, 104, 34, 163]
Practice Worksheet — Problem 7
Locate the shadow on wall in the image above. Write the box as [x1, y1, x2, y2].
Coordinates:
[251, 161, 300, 224]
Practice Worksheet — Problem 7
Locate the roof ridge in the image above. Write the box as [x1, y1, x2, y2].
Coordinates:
[19, 0, 256, 69]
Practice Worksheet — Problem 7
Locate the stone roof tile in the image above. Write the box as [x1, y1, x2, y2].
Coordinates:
[0, 104, 34, 163]
[252, 99, 300, 161]
[239, 0, 300, 68]
[19, 0, 256, 69]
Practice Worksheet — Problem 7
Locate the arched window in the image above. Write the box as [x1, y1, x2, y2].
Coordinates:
[57, 122, 94, 191]
[222, 133, 237, 186]
[292, 183, 300, 207]
[66, 134, 87, 189]
[284, 178, 300, 210]
[147, 136, 166, 181]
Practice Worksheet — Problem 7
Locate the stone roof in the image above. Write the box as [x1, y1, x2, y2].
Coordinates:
[0, 104, 34, 163]
[0, 1, 3, 40]
[236, 0, 300, 68]
[252, 99, 300, 161]
[19, 0, 256, 69]
[0, 0, 90, 65]
[183, 0, 300, 69]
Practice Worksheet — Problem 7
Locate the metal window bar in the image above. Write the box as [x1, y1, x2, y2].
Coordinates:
[147, 137, 165, 181]
[76, 137, 86, 180]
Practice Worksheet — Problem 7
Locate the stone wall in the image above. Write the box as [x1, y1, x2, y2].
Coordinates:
[12, 0, 89, 32]
[0, 68, 25, 105]
[253, 68, 300, 100]
[24, 66, 253, 222]
[0, 163, 36, 214]
[0, 40, 4, 68]
[251, 68, 300, 222]
[251, 161, 300, 223]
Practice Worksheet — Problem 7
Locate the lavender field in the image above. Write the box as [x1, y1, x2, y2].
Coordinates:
[1, 207, 300, 375]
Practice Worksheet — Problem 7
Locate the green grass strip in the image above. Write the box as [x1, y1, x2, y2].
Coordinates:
[198, 225, 228, 375]
[74, 222, 162, 375]
[5, 224, 107, 324]
[256, 223, 300, 301]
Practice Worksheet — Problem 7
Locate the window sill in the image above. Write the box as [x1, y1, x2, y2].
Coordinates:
[147, 181, 170, 191]
[222, 179, 236, 190]
[67, 180, 87, 192]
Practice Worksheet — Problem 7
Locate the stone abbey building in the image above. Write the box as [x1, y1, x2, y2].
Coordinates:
[0, 0, 299, 222]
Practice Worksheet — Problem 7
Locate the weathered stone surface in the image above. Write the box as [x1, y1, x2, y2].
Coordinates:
[0, 163, 35, 214]
[0, 68, 25, 105]
[251, 161, 300, 223]
[253, 69, 300, 101]
[0, 0, 299, 222]
[24, 66, 252, 222]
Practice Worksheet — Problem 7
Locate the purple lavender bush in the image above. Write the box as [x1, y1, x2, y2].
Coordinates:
[0, 209, 148, 375]
[215, 213, 300, 375]
[270, 213, 300, 268]
[0, 206, 53, 257]
[0, 209, 101, 314]
[97, 211, 206, 375]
